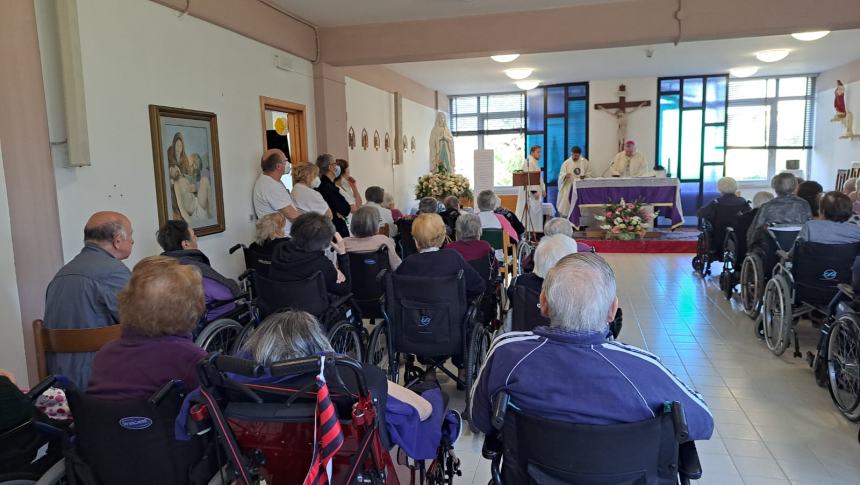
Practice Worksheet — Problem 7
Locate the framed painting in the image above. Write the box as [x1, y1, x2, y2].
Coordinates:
[149, 105, 225, 236]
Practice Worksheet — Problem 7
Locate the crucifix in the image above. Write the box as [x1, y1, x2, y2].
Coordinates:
[595, 84, 652, 152]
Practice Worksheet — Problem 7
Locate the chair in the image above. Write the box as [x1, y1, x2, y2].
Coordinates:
[509, 284, 549, 332]
[377, 223, 390, 237]
[482, 228, 518, 285]
[62, 379, 214, 485]
[482, 392, 702, 485]
[347, 246, 391, 323]
[32, 319, 123, 380]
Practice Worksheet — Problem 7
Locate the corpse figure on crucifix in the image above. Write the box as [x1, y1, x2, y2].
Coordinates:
[595, 85, 652, 177]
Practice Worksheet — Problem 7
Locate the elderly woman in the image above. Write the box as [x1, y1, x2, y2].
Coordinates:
[249, 212, 288, 255]
[383, 191, 404, 221]
[797, 180, 824, 218]
[797, 191, 860, 245]
[315, 154, 352, 237]
[291, 162, 332, 218]
[87, 256, 208, 399]
[270, 212, 349, 296]
[445, 213, 495, 265]
[697, 177, 749, 221]
[475, 190, 518, 242]
[396, 213, 485, 300]
[344, 206, 401, 269]
[507, 234, 578, 301]
[747, 173, 812, 245]
[238, 311, 459, 458]
[334, 158, 363, 213]
[441, 196, 462, 237]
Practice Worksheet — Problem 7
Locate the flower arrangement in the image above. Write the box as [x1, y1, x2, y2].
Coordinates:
[594, 198, 651, 239]
[415, 165, 473, 200]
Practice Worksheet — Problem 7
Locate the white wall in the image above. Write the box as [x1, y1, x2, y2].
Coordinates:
[588, 78, 657, 177]
[0, 139, 26, 382]
[36, 0, 316, 278]
[344, 77, 434, 212]
[811, 79, 860, 190]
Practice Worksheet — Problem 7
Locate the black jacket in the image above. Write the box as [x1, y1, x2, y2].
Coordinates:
[161, 249, 240, 296]
[396, 249, 485, 300]
[316, 175, 351, 237]
[270, 240, 351, 296]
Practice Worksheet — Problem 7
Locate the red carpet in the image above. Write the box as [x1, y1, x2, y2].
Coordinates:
[587, 239, 697, 254]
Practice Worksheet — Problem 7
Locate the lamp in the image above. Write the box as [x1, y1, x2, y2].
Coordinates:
[791, 31, 830, 41]
[516, 79, 540, 90]
[729, 66, 759, 78]
[505, 68, 534, 80]
[755, 49, 790, 63]
[491, 54, 520, 63]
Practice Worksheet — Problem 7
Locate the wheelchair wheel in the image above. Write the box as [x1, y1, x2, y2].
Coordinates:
[826, 314, 860, 421]
[328, 321, 363, 362]
[740, 254, 763, 319]
[516, 240, 533, 272]
[464, 323, 491, 417]
[195, 319, 244, 353]
[367, 324, 399, 383]
[762, 276, 793, 356]
[228, 320, 258, 355]
[691, 255, 703, 274]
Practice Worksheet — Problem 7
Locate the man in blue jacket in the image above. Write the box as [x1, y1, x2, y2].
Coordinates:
[470, 252, 714, 441]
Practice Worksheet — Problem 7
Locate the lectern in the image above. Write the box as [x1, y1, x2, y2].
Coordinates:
[512, 170, 543, 240]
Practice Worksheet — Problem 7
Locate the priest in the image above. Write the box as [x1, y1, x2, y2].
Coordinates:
[515, 145, 546, 234]
[608, 140, 650, 177]
[556, 146, 590, 218]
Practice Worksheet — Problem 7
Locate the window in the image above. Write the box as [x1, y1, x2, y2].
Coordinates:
[523, 84, 589, 187]
[725, 76, 815, 182]
[450, 93, 525, 187]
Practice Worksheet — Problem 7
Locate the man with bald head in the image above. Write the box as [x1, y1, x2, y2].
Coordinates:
[43, 211, 134, 389]
[253, 148, 300, 235]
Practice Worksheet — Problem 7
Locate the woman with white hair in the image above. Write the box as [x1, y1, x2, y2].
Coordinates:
[343, 206, 401, 269]
[475, 190, 519, 242]
[696, 177, 748, 223]
[506, 234, 578, 301]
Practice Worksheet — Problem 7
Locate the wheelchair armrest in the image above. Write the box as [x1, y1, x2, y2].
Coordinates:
[678, 441, 703, 481]
[229, 244, 244, 254]
[26, 375, 57, 401]
[330, 293, 354, 309]
[776, 249, 791, 261]
[148, 379, 181, 405]
[481, 432, 502, 460]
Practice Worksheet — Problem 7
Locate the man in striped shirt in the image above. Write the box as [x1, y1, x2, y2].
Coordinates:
[470, 253, 714, 441]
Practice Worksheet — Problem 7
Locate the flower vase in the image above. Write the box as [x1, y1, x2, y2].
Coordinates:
[617, 232, 637, 241]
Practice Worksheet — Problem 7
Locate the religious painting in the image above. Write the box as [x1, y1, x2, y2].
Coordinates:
[410, 136, 416, 153]
[348, 127, 356, 150]
[148, 105, 225, 236]
[361, 128, 369, 150]
[384, 132, 391, 152]
[373, 130, 380, 151]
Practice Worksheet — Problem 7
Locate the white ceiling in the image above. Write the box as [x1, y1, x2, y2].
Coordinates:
[272, 0, 622, 27]
[384, 30, 860, 95]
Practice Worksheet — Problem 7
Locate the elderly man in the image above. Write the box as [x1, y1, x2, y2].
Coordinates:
[608, 140, 650, 177]
[797, 191, 860, 245]
[253, 149, 300, 234]
[471, 253, 713, 440]
[364, 186, 397, 237]
[43, 211, 134, 389]
[746, 173, 812, 245]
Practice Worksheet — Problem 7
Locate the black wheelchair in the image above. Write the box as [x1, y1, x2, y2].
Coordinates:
[693, 201, 750, 277]
[347, 246, 392, 325]
[468, 252, 503, 329]
[509, 283, 549, 332]
[761, 240, 860, 357]
[368, 271, 491, 413]
[395, 218, 419, 259]
[739, 225, 802, 319]
[230, 243, 275, 281]
[808, 284, 860, 423]
[482, 391, 702, 485]
[61, 378, 215, 485]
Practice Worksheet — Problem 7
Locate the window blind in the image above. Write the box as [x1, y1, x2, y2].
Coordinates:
[726, 76, 814, 149]
[450, 93, 525, 135]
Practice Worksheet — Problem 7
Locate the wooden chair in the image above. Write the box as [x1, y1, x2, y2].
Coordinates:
[481, 229, 518, 285]
[32, 319, 123, 380]
[377, 223, 390, 236]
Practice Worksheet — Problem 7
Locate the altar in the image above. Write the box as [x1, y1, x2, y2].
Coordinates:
[567, 177, 684, 230]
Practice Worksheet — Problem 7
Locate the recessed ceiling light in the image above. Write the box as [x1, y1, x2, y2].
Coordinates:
[505, 68, 534, 80]
[491, 54, 520, 63]
[729, 66, 759, 78]
[516, 79, 540, 90]
[755, 49, 790, 63]
[791, 31, 830, 41]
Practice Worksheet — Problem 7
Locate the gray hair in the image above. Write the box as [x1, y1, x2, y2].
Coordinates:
[418, 197, 439, 214]
[315, 153, 335, 176]
[455, 213, 482, 241]
[351, 205, 380, 238]
[365, 186, 384, 204]
[717, 177, 738, 195]
[543, 217, 573, 238]
[443, 196, 460, 211]
[543, 253, 616, 333]
[534, 234, 578, 278]
[382, 192, 395, 209]
[241, 311, 333, 367]
[255, 212, 286, 245]
[844, 178, 858, 194]
[84, 220, 126, 243]
[476, 190, 498, 211]
[752, 191, 775, 208]
[771, 172, 797, 197]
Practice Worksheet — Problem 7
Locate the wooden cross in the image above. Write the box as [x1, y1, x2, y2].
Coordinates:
[595, 84, 652, 152]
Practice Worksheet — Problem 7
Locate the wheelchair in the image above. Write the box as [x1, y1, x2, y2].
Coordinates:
[467, 252, 503, 329]
[395, 218, 419, 259]
[739, 225, 802, 319]
[0, 376, 66, 484]
[347, 246, 392, 324]
[718, 227, 741, 300]
[195, 273, 259, 355]
[61, 377, 216, 485]
[693, 202, 750, 277]
[482, 391, 702, 485]
[808, 284, 860, 422]
[509, 283, 549, 332]
[692, 220, 715, 276]
[192, 353, 460, 485]
[761, 240, 860, 357]
[369, 271, 490, 414]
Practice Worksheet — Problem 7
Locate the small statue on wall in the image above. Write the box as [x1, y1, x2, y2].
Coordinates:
[832, 80, 859, 140]
[384, 132, 391, 152]
[348, 127, 356, 150]
[373, 130, 380, 151]
[361, 128, 369, 150]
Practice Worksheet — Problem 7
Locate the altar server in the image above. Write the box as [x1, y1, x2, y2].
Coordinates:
[515, 145, 546, 234]
[608, 140, 650, 177]
[557, 146, 591, 218]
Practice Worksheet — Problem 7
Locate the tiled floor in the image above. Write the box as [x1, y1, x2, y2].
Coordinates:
[435, 253, 860, 485]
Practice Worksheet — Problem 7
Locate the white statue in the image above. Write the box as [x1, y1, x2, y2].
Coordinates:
[429, 112, 455, 172]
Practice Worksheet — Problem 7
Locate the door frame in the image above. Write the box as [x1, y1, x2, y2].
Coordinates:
[259, 96, 309, 163]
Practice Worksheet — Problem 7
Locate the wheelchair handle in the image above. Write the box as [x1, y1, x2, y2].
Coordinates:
[26, 375, 57, 401]
[270, 355, 368, 396]
[229, 244, 244, 254]
[147, 379, 180, 405]
[670, 401, 690, 442]
[215, 355, 264, 378]
[491, 391, 509, 432]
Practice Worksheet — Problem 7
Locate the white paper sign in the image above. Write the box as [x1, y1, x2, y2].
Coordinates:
[473, 149, 494, 197]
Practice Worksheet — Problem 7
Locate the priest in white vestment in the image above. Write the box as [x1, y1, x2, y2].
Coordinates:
[556, 146, 591, 218]
[515, 145, 546, 233]
[608, 140, 651, 177]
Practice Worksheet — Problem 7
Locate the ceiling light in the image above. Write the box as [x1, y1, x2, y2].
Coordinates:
[505, 68, 534, 80]
[729, 66, 759, 78]
[791, 31, 830, 41]
[755, 49, 790, 63]
[516, 79, 540, 90]
[491, 54, 520, 63]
